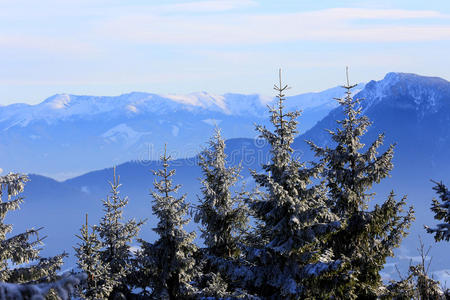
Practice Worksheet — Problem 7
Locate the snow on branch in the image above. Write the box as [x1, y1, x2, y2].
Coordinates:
[0, 272, 86, 300]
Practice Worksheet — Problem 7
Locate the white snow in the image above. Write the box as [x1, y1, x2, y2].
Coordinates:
[46, 94, 71, 109]
[0, 86, 358, 130]
[163, 92, 227, 112]
[101, 123, 150, 147]
[80, 186, 90, 194]
[126, 104, 138, 113]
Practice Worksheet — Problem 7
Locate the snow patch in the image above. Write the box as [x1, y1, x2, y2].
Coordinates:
[46, 94, 71, 109]
[164, 92, 227, 111]
[101, 123, 150, 147]
[80, 186, 90, 194]
[126, 104, 138, 113]
[129, 245, 141, 254]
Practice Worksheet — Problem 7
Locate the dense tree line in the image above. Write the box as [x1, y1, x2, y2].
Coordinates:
[0, 71, 449, 299]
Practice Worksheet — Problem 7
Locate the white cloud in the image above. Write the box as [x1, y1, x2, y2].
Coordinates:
[97, 8, 450, 45]
[159, 0, 257, 13]
[313, 8, 447, 20]
[202, 118, 222, 126]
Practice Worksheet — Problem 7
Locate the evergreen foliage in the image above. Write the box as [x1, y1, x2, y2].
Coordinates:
[96, 167, 144, 299]
[136, 146, 197, 299]
[74, 214, 113, 299]
[75, 167, 144, 299]
[194, 128, 249, 297]
[243, 70, 341, 299]
[5, 70, 450, 299]
[0, 172, 65, 284]
[307, 69, 415, 299]
[426, 181, 450, 242]
[196, 128, 247, 259]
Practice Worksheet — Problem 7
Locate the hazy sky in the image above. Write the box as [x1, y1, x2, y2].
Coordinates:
[1, 0, 449, 105]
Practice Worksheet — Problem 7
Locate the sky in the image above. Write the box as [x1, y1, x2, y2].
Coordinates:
[0, 0, 449, 105]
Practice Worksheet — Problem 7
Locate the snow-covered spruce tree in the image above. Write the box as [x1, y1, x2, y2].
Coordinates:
[307, 70, 414, 299]
[425, 180, 450, 242]
[242, 70, 341, 299]
[0, 172, 66, 285]
[194, 128, 248, 298]
[94, 167, 144, 299]
[135, 146, 197, 299]
[74, 214, 114, 299]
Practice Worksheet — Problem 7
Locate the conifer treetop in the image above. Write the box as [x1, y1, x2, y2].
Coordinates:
[144, 144, 197, 298]
[305, 68, 414, 299]
[151, 145, 191, 236]
[196, 128, 246, 258]
[93, 167, 144, 298]
[243, 71, 342, 299]
[308, 68, 395, 216]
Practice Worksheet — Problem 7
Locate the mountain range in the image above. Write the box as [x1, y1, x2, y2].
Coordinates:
[3, 72, 450, 283]
[0, 84, 364, 180]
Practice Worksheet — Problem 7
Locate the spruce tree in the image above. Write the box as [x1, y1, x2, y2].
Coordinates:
[244, 70, 341, 299]
[307, 69, 415, 299]
[0, 172, 65, 284]
[74, 214, 113, 299]
[136, 146, 197, 299]
[426, 181, 450, 242]
[94, 167, 144, 299]
[194, 128, 248, 297]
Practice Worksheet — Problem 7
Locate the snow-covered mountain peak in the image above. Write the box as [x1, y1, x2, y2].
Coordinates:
[358, 72, 450, 114]
[162, 91, 228, 113]
[43, 94, 72, 110]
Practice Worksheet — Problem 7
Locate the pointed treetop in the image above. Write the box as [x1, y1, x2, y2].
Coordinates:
[113, 166, 118, 187]
[273, 68, 291, 110]
[341, 66, 358, 91]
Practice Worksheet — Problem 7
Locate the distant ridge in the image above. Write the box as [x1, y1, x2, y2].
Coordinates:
[0, 84, 363, 179]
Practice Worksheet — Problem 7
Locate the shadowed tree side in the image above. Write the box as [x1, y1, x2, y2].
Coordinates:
[194, 128, 249, 298]
[135, 146, 197, 299]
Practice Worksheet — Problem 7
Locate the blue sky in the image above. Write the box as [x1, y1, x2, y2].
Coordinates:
[0, 0, 449, 104]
